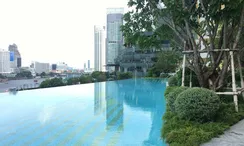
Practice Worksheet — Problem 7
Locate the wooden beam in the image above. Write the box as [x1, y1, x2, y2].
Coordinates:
[182, 49, 239, 54]
[216, 92, 239, 95]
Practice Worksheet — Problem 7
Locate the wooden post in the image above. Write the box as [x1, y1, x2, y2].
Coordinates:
[182, 41, 186, 87]
[182, 54, 186, 87]
[190, 70, 192, 88]
[230, 51, 238, 112]
[237, 53, 244, 100]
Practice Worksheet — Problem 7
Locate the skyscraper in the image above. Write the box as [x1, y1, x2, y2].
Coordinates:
[0, 49, 11, 74]
[8, 44, 21, 69]
[106, 8, 124, 71]
[88, 60, 90, 69]
[94, 25, 105, 71]
[84, 63, 86, 70]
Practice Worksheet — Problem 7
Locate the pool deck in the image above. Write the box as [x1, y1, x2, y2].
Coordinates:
[202, 119, 244, 146]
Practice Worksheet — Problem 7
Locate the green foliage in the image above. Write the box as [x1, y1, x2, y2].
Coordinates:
[0, 74, 6, 79]
[155, 50, 182, 73]
[117, 72, 133, 80]
[146, 66, 162, 77]
[162, 102, 244, 146]
[15, 71, 33, 78]
[79, 75, 93, 83]
[175, 88, 220, 122]
[168, 75, 178, 86]
[67, 77, 80, 85]
[176, 68, 200, 87]
[164, 86, 178, 97]
[39, 78, 64, 88]
[146, 50, 181, 77]
[165, 86, 188, 112]
[91, 71, 107, 82]
[40, 72, 46, 77]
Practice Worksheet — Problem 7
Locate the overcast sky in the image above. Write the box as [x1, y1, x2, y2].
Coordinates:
[0, 0, 129, 69]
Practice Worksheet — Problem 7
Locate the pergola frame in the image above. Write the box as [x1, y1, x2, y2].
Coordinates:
[181, 49, 244, 112]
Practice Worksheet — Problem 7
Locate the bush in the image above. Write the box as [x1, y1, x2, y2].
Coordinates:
[79, 75, 92, 83]
[67, 77, 80, 85]
[165, 86, 188, 112]
[168, 75, 178, 86]
[40, 78, 64, 88]
[162, 103, 244, 146]
[175, 87, 220, 122]
[164, 86, 178, 97]
[117, 72, 133, 80]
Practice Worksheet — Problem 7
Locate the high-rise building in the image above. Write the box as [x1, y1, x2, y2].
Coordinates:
[106, 8, 124, 71]
[94, 25, 106, 71]
[32, 61, 50, 74]
[88, 60, 90, 69]
[84, 63, 86, 70]
[8, 44, 21, 69]
[0, 49, 11, 74]
[51, 64, 57, 70]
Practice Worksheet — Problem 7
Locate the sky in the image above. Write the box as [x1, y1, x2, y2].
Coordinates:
[0, 0, 129, 69]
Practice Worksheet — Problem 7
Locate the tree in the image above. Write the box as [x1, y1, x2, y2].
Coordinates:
[0, 74, 6, 79]
[121, 0, 244, 90]
[39, 78, 64, 88]
[40, 72, 46, 77]
[16, 70, 33, 78]
[154, 50, 181, 73]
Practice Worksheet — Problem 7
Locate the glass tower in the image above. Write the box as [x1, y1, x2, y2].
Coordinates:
[106, 8, 124, 71]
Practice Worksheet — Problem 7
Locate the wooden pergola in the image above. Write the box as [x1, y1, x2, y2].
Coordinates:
[181, 49, 244, 112]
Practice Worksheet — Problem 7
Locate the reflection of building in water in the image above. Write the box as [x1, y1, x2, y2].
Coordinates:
[121, 79, 166, 145]
[105, 81, 124, 131]
[94, 82, 106, 115]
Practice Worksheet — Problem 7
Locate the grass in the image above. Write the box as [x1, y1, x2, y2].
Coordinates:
[161, 95, 244, 146]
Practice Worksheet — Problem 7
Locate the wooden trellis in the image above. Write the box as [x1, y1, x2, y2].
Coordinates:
[181, 49, 244, 112]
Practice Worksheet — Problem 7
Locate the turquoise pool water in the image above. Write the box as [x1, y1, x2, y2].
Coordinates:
[0, 79, 166, 146]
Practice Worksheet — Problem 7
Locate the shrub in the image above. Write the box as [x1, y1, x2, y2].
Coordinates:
[165, 86, 188, 112]
[168, 75, 178, 86]
[79, 75, 92, 83]
[117, 72, 133, 80]
[175, 87, 220, 122]
[39, 78, 64, 88]
[164, 86, 178, 97]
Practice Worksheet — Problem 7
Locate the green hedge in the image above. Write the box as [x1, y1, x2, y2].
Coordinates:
[168, 75, 178, 86]
[175, 88, 220, 122]
[165, 86, 188, 112]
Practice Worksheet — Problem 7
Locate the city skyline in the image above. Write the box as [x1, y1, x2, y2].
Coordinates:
[0, 0, 129, 69]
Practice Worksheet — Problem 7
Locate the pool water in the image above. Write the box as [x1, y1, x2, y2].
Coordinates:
[0, 79, 167, 146]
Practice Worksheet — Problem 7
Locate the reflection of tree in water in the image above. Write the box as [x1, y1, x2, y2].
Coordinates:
[120, 79, 166, 146]
[9, 90, 18, 95]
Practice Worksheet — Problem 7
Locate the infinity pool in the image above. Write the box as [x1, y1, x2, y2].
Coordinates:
[0, 79, 166, 146]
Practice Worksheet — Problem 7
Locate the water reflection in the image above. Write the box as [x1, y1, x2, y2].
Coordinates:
[9, 90, 18, 95]
[93, 79, 166, 145]
[94, 83, 106, 115]
[105, 81, 124, 132]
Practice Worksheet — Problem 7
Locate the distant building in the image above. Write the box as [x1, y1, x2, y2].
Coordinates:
[56, 62, 68, 72]
[8, 44, 21, 69]
[84, 63, 86, 70]
[51, 64, 57, 70]
[88, 60, 90, 69]
[33, 61, 50, 74]
[94, 25, 106, 71]
[0, 49, 11, 74]
[114, 46, 158, 77]
[106, 8, 124, 71]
